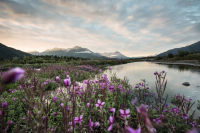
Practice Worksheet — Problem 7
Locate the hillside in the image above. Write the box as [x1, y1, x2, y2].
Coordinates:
[0, 43, 30, 60]
[157, 41, 200, 57]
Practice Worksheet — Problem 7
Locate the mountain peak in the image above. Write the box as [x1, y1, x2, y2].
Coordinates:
[72, 46, 82, 49]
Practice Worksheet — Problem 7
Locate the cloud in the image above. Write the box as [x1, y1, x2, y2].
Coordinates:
[0, 0, 200, 57]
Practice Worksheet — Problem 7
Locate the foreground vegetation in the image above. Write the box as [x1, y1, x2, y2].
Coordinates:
[0, 62, 200, 132]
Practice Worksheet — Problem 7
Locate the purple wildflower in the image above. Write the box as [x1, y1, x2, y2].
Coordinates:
[153, 118, 162, 125]
[8, 120, 13, 125]
[95, 122, 100, 127]
[60, 103, 64, 107]
[0, 110, 2, 116]
[89, 119, 94, 130]
[187, 128, 199, 133]
[74, 115, 83, 124]
[136, 104, 148, 117]
[154, 71, 158, 75]
[108, 116, 114, 131]
[2, 67, 25, 84]
[110, 108, 116, 114]
[95, 100, 105, 109]
[53, 97, 58, 102]
[53, 112, 58, 117]
[126, 126, 141, 133]
[87, 103, 91, 108]
[50, 128, 54, 132]
[109, 85, 115, 92]
[12, 97, 17, 101]
[55, 76, 60, 83]
[2, 101, 8, 108]
[120, 109, 130, 119]
[64, 76, 71, 86]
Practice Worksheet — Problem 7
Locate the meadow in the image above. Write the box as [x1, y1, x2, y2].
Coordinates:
[0, 57, 199, 133]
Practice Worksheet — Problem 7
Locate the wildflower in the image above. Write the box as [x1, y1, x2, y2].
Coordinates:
[95, 100, 105, 109]
[125, 126, 141, 133]
[64, 76, 71, 86]
[120, 109, 130, 119]
[8, 120, 13, 125]
[136, 104, 148, 117]
[95, 122, 100, 127]
[66, 106, 70, 111]
[187, 128, 199, 133]
[108, 116, 114, 131]
[55, 76, 60, 83]
[2, 101, 8, 108]
[190, 121, 197, 127]
[182, 114, 189, 120]
[170, 107, 181, 115]
[60, 103, 64, 107]
[153, 118, 162, 125]
[131, 97, 138, 106]
[2, 67, 25, 84]
[74, 115, 83, 124]
[12, 97, 17, 101]
[87, 103, 91, 108]
[154, 71, 158, 75]
[109, 85, 115, 92]
[53, 112, 58, 117]
[50, 128, 54, 132]
[110, 108, 116, 114]
[53, 97, 58, 102]
[89, 119, 94, 130]
[0, 110, 2, 116]
[43, 116, 47, 120]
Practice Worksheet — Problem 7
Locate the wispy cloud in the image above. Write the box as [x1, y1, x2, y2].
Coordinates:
[0, 0, 200, 56]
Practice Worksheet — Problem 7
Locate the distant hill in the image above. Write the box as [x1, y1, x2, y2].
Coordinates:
[0, 43, 30, 59]
[100, 51, 129, 59]
[157, 41, 200, 57]
[30, 46, 107, 59]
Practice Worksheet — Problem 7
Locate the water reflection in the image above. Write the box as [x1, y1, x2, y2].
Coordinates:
[105, 62, 200, 101]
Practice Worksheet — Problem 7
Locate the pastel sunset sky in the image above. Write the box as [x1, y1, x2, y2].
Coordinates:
[0, 0, 200, 57]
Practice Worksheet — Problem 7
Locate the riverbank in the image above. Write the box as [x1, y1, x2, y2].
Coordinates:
[152, 60, 200, 67]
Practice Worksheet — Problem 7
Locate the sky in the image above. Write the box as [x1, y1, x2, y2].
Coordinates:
[0, 0, 200, 57]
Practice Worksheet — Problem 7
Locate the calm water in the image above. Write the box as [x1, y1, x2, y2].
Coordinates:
[105, 61, 200, 101]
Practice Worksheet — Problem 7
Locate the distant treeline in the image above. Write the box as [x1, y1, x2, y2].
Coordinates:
[155, 51, 200, 61]
[0, 55, 135, 69]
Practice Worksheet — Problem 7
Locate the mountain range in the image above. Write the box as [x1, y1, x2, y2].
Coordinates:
[29, 46, 129, 59]
[0, 43, 30, 59]
[157, 41, 200, 57]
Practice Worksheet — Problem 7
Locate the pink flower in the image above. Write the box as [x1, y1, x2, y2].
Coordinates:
[74, 115, 83, 124]
[0, 110, 2, 116]
[55, 76, 60, 83]
[64, 76, 71, 86]
[110, 108, 116, 114]
[108, 116, 114, 131]
[126, 126, 141, 133]
[136, 104, 148, 117]
[60, 103, 64, 107]
[95, 122, 100, 127]
[108, 124, 113, 131]
[95, 100, 105, 109]
[120, 109, 130, 119]
[87, 103, 91, 108]
[2, 67, 25, 84]
[89, 119, 94, 130]
[187, 128, 199, 133]
[109, 116, 114, 123]
[8, 120, 13, 125]
[2, 101, 8, 108]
